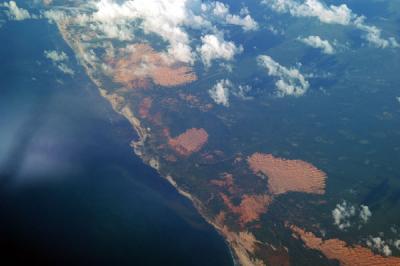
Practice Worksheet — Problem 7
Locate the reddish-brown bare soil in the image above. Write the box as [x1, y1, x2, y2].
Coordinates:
[291, 225, 400, 266]
[179, 93, 200, 105]
[168, 128, 208, 156]
[221, 193, 272, 226]
[211, 173, 236, 194]
[139, 97, 152, 118]
[248, 153, 326, 195]
[109, 44, 197, 89]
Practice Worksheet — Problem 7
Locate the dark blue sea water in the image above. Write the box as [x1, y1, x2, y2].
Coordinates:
[0, 19, 233, 266]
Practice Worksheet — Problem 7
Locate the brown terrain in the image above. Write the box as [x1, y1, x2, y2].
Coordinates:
[248, 153, 327, 195]
[211, 173, 236, 194]
[290, 225, 400, 266]
[138, 97, 152, 118]
[108, 44, 197, 89]
[50, 10, 400, 266]
[179, 93, 214, 112]
[211, 173, 271, 227]
[168, 128, 209, 156]
[221, 193, 272, 226]
[214, 211, 289, 266]
[216, 217, 266, 266]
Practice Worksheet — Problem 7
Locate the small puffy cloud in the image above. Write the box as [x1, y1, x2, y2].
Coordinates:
[57, 63, 75, 75]
[43, 10, 68, 23]
[90, 0, 196, 63]
[239, 7, 250, 16]
[367, 236, 392, 256]
[204, 2, 258, 31]
[267, 25, 284, 35]
[198, 34, 243, 67]
[44, 50, 68, 62]
[42, 0, 256, 67]
[365, 227, 400, 254]
[332, 201, 356, 230]
[394, 240, 400, 250]
[44, 50, 74, 75]
[390, 226, 398, 234]
[262, 0, 399, 48]
[257, 55, 309, 97]
[359, 204, 372, 224]
[1, 1, 32, 20]
[233, 84, 253, 100]
[332, 201, 373, 230]
[353, 17, 400, 49]
[209, 79, 232, 106]
[225, 13, 258, 31]
[299, 35, 335, 54]
[383, 246, 392, 256]
[262, 0, 354, 25]
[90, 21, 133, 41]
[85, 0, 255, 64]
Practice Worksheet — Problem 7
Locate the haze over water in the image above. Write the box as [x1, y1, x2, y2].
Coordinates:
[0, 19, 233, 266]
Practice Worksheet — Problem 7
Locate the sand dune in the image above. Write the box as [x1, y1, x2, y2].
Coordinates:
[168, 128, 208, 156]
[248, 153, 326, 195]
[221, 193, 272, 226]
[291, 225, 400, 266]
[109, 43, 197, 89]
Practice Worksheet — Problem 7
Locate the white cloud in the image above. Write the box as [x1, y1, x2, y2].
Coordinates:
[202, 1, 258, 31]
[234, 84, 253, 100]
[267, 25, 284, 35]
[203, 2, 258, 31]
[367, 236, 392, 256]
[390, 226, 398, 234]
[43, 10, 68, 23]
[225, 13, 258, 31]
[299, 35, 335, 54]
[90, 0, 198, 63]
[240, 7, 250, 16]
[209, 79, 232, 106]
[331, 201, 373, 230]
[359, 204, 372, 224]
[44, 50, 68, 62]
[57, 63, 75, 75]
[67, 0, 256, 65]
[394, 240, 400, 250]
[1, 1, 32, 20]
[332, 201, 356, 230]
[353, 16, 399, 49]
[44, 50, 74, 75]
[262, 0, 399, 48]
[198, 34, 243, 67]
[209, 80, 253, 104]
[262, 0, 354, 25]
[383, 246, 392, 256]
[257, 55, 309, 97]
[89, 20, 133, 41]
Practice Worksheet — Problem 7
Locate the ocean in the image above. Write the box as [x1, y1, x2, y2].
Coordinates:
[0, 19, 233, 266]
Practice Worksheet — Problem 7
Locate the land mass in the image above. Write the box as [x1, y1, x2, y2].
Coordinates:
[46, 6, 400, 265]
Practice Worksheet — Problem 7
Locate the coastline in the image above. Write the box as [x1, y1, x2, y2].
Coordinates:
[54, 20, 245, 266]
